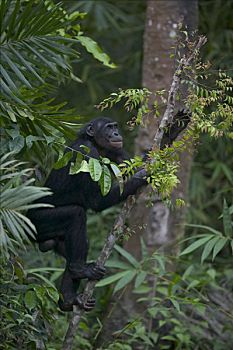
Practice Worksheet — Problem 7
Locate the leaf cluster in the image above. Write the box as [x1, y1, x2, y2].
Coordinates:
[180, 199, 233, 263]
[0, 152, 52, 258]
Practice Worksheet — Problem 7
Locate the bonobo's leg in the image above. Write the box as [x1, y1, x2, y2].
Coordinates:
[63, 206, 106, 281]
[27, 206, 80, 248]
[53, 207, 105, 310]
[29, 205, 105, 310]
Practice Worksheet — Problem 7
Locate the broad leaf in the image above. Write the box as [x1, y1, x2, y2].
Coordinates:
[54, 151, 73, 169]
[99, 164, 111, 196]
[77, 35, 116, 68]
[24, 290, 37, 310]
[69, 153, 83, 175]
[89, 158, 102, 181]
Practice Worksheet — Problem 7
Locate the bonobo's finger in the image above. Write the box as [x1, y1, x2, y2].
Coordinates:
[93, 265, 106, 274]
[135, 168, 147, 182]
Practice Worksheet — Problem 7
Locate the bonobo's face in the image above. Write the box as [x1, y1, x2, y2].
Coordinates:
[86, 118, 123, 151]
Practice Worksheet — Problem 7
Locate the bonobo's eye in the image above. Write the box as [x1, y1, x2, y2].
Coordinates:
[106, 124, 114, 130]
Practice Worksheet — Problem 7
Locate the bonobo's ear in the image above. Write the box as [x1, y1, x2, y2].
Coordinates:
[86, 124, 94, 137]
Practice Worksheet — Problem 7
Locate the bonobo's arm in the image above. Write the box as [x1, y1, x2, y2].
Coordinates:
[160, 109, 190, 150]
[85, 169, 147, 212]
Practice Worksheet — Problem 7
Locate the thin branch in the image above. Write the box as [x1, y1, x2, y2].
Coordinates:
[62, 35, 207, 350]
[153, 35, 207, 148]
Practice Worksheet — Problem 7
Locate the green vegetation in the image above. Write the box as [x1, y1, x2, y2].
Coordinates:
[0, 1, 232, 349]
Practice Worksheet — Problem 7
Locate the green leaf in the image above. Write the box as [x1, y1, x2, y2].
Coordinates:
[114, 244, 140, 268]
[134, 271, 147, 288]
[110, 163, 121, 177]
[89, 158, 102, 181]
[231, 240, 233, 255]
[186, 279, 200, 291]
[24, 290, 37, 310]
[113, 270, 136, 293]
[153, 254, 165, 274]
[69, 153, 83, 174]
[54, 151, 72, 169]
[9, 135, 24, 153]
[77, 35, 116, 68]
[102, 157, 111, 164]
[185, 224, 222, 235]
[212, 237, 228, 260]
[110, 162, 124, 194]
[223, 199, 233, 237]
[182, 265, 194, 280]
[79, 145, 90, 154]
[74, 159, 90, 174]
[201, 236, 220, 263]
[180, 235, 214, 256]
[105, 260, 131, 270]
[1, 51, 32, 88]
[46, 287, 59, 303]
[96, 270, 129, 287]
[169, 298, 181, 313]
[99, 164, 111, 196]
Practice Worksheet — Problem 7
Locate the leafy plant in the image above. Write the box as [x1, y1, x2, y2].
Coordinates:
[180, 199, 233, 262]
[0, 0, 115, 153]
[0, 257, 60, 349]
[0, 152, 52, 257]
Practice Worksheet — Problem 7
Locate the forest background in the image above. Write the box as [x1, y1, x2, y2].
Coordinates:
[0, 1, 232, 350]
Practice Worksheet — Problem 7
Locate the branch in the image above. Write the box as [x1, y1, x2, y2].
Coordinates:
[153, 35, 207, 147]
[62, 35, 207, 350]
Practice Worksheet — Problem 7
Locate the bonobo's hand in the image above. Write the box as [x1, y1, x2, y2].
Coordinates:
[134, 168, 148, 184]
[161, 109, 191, 149]
[142, 147, 152, 162]
[69, 262, 106, 280]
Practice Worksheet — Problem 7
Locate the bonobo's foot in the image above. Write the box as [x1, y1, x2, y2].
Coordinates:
[58, 294, 95, 312]
[68, 262, 106, 281]
[38, 239, 56, 252]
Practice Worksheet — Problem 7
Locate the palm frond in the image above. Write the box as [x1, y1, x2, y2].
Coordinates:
[0, 152, 52, 258]
[0, 0, 77, 105]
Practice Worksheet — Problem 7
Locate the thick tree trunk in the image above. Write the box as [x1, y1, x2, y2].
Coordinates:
[127, 0, 198, 257]
[98, 0, 198, 344]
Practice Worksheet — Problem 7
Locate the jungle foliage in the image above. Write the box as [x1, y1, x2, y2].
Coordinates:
[0, 1, 232, 349]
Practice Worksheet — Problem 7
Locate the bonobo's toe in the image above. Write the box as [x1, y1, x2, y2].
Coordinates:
[39, 239, 56, 252]
[74, 294, 95, 311]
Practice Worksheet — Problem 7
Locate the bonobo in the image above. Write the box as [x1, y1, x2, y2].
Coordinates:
[28, 113, 189, 312]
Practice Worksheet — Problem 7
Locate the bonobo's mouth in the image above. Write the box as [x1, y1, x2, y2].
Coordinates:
[110, 140, 123, 149]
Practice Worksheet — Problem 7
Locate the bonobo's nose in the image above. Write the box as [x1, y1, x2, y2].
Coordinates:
[113, 132, 122, 140]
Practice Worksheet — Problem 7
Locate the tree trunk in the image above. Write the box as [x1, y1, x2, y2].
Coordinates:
[98, 0, 198, 344]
